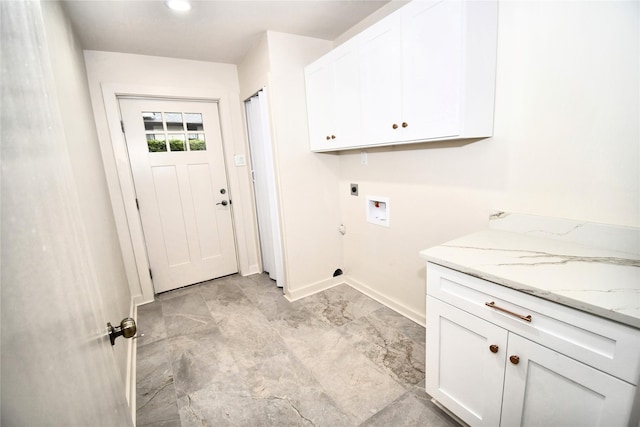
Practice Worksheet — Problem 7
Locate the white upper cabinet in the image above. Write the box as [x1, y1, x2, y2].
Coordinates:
[304, 0, 498, 152]
[360, 11, 403, 145]
[305, 39, 361, 151]
[400, 0, 463, 141]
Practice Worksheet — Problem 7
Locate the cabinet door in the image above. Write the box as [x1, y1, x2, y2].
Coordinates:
[359, 12, 402, 145]
[401, 0, 463, 141]
[305, 59, 335, 151]
[332, 44, 361, 149]
[501, 334, 637, 427]
[426, 296, 507, 427]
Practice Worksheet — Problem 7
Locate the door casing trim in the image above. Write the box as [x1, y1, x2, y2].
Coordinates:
[99, 83, 260, 303]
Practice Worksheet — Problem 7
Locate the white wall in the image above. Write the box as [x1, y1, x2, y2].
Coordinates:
[264, 32, 347, 299]
[83, 50, 261, 301]
[239, 31, 349, 298]
[337, 0, 639, 324]
[238, 33, 271, 101]
[41, 1, 133, 392]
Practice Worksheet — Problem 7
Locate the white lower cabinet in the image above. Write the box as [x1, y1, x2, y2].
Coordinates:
[425, 263, 640, 427]
[501, 334, 636, 427]
[426, 296, 506, 426]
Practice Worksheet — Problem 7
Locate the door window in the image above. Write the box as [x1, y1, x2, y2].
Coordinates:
[142, 111, 207, 152]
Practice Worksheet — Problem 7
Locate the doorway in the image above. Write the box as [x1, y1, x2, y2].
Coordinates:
[244, 89, 285, 288]
[119, 97, 238, 293]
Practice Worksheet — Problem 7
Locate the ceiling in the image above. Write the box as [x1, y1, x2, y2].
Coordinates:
[62, 0, 396, 64]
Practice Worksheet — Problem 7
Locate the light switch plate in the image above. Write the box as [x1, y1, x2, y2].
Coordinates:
[360, 151, 368, 165]
[350, 183, 358, 196]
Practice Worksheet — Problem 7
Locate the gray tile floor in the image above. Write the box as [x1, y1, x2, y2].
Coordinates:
[135, 273, 458, 426]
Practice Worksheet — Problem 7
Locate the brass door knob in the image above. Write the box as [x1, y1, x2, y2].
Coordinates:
[510, 355, 520, 365]
[402, 122, 408, 128]
[392, 123, 398, 129]
[489, 344, 499, 353]
[108, 317, 137, 346]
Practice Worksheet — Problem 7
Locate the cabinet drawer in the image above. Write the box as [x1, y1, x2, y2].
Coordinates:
[426, 262, 640, 384]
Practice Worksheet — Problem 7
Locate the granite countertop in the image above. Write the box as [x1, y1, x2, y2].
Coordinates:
[420, 213, 640, 329]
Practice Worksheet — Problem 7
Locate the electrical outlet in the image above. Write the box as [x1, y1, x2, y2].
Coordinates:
[350, 183, 358, 196]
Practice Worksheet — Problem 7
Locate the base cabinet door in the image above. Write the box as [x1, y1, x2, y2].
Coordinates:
[426, 296, 507, 427]
[501, 334, 637, 427]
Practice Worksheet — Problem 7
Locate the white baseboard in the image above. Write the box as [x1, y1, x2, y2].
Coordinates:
[285, 275, 346, 301]
[345, 276, 426, 327]
[241, 263, 261, 277]
[282, 274, 426, 327]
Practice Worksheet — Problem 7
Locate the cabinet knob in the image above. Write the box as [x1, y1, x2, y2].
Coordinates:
[509, 355, 520, 365]
[392, 123, 398, 129]
[489, 344, 499, 353]
[331, 135, 336, 139]
[326, 136, 331, 140]
[402, 122, 408, 128]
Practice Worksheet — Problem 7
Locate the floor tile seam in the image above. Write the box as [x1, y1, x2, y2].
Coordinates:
[331, 323, 424, 391]
[136, 338, 171, 372]
[136, 335, 171, 350]
[266, 331, 357, 422]
[238, 351, 341, 410]
[137, 416, 182, 427]
[265, 301, 330, 333]
[156, 286, 201, 302]
[355, 389, 416, 426]
[153, 327, 181, 423]
[232, 279, 267, 313]
[338, 318, 427, 363]
[286, 330, 405, 423]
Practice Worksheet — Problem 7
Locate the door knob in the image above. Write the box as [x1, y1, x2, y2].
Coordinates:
[216, 200, 228, 206]
[108, 317, 137, 346]
[220, 188, 226, 194]
[509, 355, 520, 365]
[392, 123, 399, 129]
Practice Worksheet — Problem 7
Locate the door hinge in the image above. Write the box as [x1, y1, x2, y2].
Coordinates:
[135, 198, 139, 210]
[149, 269, 153, 280]
[120, 120, 125, 133]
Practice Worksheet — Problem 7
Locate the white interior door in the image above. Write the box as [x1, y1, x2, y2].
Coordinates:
[2, 1, 132, 423]
[244, 89, 285, 287]
[119, 98, 238, 293]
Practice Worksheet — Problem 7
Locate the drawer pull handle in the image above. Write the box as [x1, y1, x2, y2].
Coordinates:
[485, 301, 532, 322]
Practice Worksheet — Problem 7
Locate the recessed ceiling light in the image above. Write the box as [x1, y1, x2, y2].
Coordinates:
[166, 0, 191, 12]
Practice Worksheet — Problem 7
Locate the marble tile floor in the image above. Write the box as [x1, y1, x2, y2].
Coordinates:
[136, 273, 459, 427]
